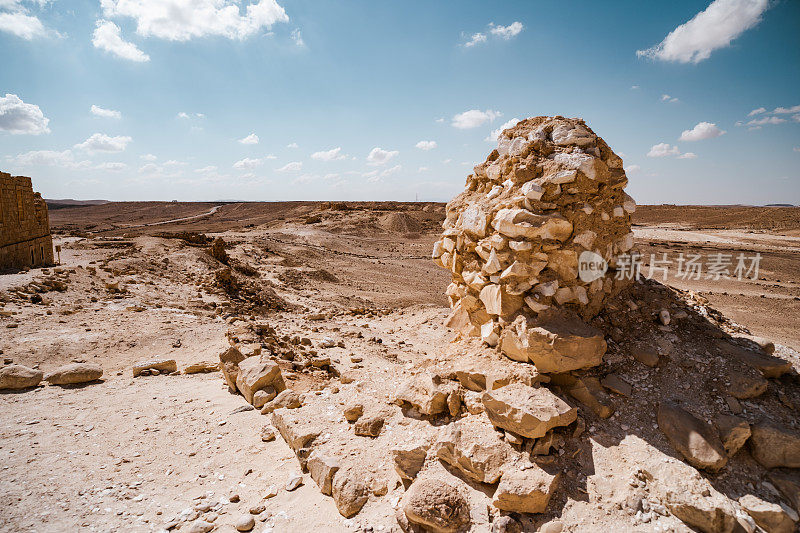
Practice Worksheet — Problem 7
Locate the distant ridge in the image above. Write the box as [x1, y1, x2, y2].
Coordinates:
[765, 203, 796, 207]
[45, 199, 110, 209]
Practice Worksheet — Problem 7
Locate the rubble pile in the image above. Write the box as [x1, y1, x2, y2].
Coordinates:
[433, 116, 636, 373]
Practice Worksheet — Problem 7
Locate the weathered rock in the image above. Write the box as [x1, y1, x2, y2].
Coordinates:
[187, 520, 215, 533]
[739, 494, 798, 533]
[286, 473, 303, 491]
[260, 389, 301, 414]
[718, 343, 792, 378]
[132, 358, 176, 377]
[307, 451, 341, 496]
[183, 360, 220, 374]
[236, 355, 285, 405]
[395, 374, 459, 416]
[645, 459, 738, 533]
[750, 423, 800, 469]
[219, 346, 246, 392]
[552, 374, 614, 419]
[727, 368, 768, 399]
[491, 515, 522, 533]
[492, 464, 559, 514]
[482, 383, 576, 439]
[260, 425, 276, 442]
[433, 415, 518, 484]
[0, 364, 43, 390]
[44, 363, 103, 385]
[332, 465, 369, 518]
[600, 374, 632, 397]
[354, 414, 384, 437]
[402, 478, 471, 533]
[657, 403, 728, 472]
[714, 415, 751, 457]
[252, 386, 277, 409]
[500, 313, 606, 373]
[392, 443, 430, 481]
[271, 410, 321, 452]
[343, 400, 364, 422]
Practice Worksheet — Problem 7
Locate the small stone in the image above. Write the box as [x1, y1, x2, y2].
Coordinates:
[714, 415, 751, 457]
[600, 374, 632, 397]
[402, 477, 470, 533]
[631, 347, 659, 367]
[132, 358, 177, 378]
[750, 423, 800, 469]
[286, 473, 303, 491]
[392, 443, 429, 482]
[539, 520, 564, 533]
[658, 310, 671, 326]
[493, 464, 559, 514]
[235, 513, 255, 532]
[260, 425, 276, 442]
[354, 414, 384, 437]
[739, 494, 798, 533]
[343, 401, 364, 422]
[187, 520, 214, 533]
[264, 485, 278, 499]
[332, 465, 370, 518]
[228, 493, 240, 503]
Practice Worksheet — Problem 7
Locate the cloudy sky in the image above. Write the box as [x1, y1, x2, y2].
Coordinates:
[0, 0, 798, 204]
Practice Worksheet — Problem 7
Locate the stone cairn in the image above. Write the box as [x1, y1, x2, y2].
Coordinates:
[433, 116, 636, 373]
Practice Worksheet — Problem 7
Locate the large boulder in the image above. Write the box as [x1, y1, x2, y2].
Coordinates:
[433, 415, 518, 484]
[235, 355, 285, 405]
[331, 465, 369, 518]
[749, 423, 800, 469]
[657, 403, 728, 472]
[482, 383, 576, 439]
[492, 464, 559, 514]
[739, 494, 798, 533]
[0, 364, 43, 390]
[307, 451, 341, 496]
[44, 363, 103, 385]
[500, 313, 606, 373]
[401, 478, 471, 533]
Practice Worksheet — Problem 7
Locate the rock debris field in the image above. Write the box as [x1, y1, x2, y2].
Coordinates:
[2, 117, 800, 533]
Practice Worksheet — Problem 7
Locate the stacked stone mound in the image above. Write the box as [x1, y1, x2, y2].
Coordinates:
[433, 116, 636, 373]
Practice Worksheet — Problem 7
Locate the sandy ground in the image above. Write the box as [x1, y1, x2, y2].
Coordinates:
[1, 202, 799, 532]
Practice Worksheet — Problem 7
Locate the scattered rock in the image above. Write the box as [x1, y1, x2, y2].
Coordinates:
[401, 477, 470, 533]
[433, 415, 517, 484]
[236, 355, 285, 405]
[600, 374, 632, 397]
[767, 472, 800, 513]
[727, 369, 768, 399]
[235, 513, 255, 532]
[260, 389, 301, 414]
[631, 346, 659, 367]
[657, 403, 728, 472]
[260, 425, 276, 442]
[392, 443, 430, 482]
[286, 473, 303, 491]
[307, 451, 341, 496]
[482, 382, 576, 439]
[44, 362, 103, 385]
[252, 387, 277, 409]
[219, 346, 246, 392]
[395, 373, 460, 416]
[491, 515, 522, 533]
[187, 520, 215, 533]
[0, 364, 43, 390]
[183, 361, 219, 374]
[343, 400, 364, 422]
[132, 358, 177, 377]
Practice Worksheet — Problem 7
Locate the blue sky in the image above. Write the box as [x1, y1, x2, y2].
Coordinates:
[0, 0, 798, 204]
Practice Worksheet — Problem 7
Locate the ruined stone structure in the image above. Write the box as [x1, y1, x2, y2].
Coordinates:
[0, 171, 54, 271]
[433, 116, 636, 372]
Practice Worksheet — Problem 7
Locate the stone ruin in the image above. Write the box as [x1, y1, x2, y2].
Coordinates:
[432, 116, 636, 373]
[0, 171, 54, 271]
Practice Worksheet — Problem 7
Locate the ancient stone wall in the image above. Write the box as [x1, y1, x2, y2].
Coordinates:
[0, 171, 54, 271]
[433, 116, 636, 373]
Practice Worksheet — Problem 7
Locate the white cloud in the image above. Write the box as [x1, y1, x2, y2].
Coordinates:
[0, 93, 50, 134]
[10, 149, 74, 167]
[435, 118, 445, 123]
[442, 158, 452, 164]
[74, 132, 132, 153]
[291, 27, 303, 46]
[747, 116, 785, 126]
[452, 109, 501, 129]
[415, 140, 437, 151]
[486, 117, 520, 142]
[311, 147, 346, 161]
[366, 147, 399, 166]
[793, 115, 800, 123]
[195, 165, 218, 174]
[660, 94, 679, 103]
[624, 164, 641, 174]
[233, 157, 264, 170]
[177, 112, 189, 119]
[137, 162, 183, 178]
[276, 161, 302, 172]
[100, 0, 289, 41]
[417, 166, 429, 173]
[747, 107, 766, 116]
[793, 147, 800, 153]
[630, 85, 640, 90]
[90, 104, 121, 119]
[464, 32, 486, 47]
[95, 161, 128, 171]
[239, 133, 259, 145]
[647, 143, 681, 158]
[679, 121, 726, 141]
[364, 164, 401, 183]
[489, 21, 523, 40]
[140, 153, 157, 161]
[93, 19, 150, 62]
[678, 152, 698, 159]
[0, 10, 47, 39]
[637, 0, 769, 63]
[287, 142, 298, 148]
[773, 105, 800, 114]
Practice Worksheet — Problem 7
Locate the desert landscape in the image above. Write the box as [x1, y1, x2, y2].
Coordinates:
[1, 117, 799, 533]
